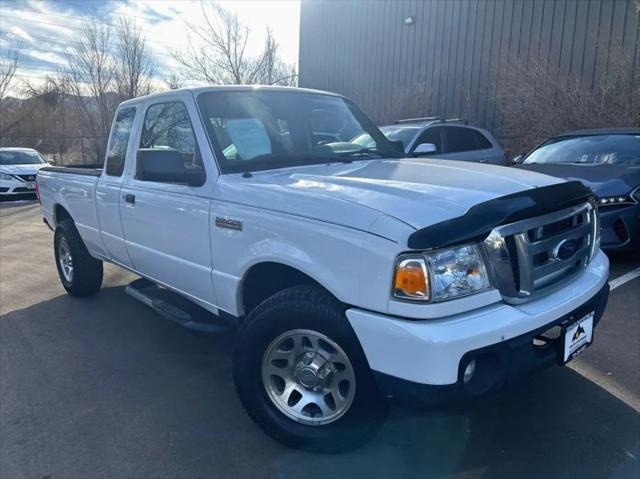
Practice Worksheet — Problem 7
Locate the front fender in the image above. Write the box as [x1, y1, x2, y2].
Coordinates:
[210, 202, 372, 316]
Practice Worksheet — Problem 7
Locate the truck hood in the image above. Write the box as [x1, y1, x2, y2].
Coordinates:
[0, 163, 46, 175]
[215, 158, 563, 232]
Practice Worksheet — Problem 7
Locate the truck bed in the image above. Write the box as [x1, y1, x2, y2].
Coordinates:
[40, 165, 102, 176]
[37, 165, 104, 259]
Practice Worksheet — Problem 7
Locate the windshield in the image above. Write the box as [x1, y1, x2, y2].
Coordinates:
[197, 90, 401, 173]
[0, 150, 46, 165]
[523, 134, 640, 166]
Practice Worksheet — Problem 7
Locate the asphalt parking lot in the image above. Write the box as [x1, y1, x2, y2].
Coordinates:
[1, 200, 638, 479]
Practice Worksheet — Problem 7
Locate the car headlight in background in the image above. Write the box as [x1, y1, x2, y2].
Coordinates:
[597, 192, 637, 206]
[631, 186, 640, 203]
[0, 172, 14, 180]
[393, 244, 491, 302]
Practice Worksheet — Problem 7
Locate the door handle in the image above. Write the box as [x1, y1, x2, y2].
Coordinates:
[123, 193, 135, 204]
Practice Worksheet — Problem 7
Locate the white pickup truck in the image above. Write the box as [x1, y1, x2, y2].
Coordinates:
[38, 86, 610, 452]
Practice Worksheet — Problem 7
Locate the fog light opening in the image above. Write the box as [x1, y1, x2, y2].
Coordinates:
[463, 359, 476, 384]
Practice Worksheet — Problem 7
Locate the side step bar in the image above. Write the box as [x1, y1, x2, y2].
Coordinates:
[125, 278, 232, 334]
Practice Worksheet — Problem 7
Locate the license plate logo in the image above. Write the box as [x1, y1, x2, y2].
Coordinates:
[563, 311, 594, 363]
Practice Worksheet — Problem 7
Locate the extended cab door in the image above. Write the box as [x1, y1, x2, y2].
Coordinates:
[119, 94, 218, 306]
[96, 106, 137, 267]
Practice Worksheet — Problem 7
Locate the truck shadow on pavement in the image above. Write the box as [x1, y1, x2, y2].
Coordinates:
[1, 285, 638, 479]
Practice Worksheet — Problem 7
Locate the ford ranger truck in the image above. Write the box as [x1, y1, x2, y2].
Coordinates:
[37, 86, 609, 452]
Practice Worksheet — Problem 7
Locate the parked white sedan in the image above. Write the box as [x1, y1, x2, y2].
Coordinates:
[0, 148, 48, 197]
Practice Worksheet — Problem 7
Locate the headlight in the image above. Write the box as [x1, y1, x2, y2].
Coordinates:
[393, 244, 490, 302]
[0, 172, 14, 180]
[631, 186, 640, 203]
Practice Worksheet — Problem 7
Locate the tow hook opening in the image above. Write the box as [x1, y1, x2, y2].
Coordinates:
[533, 325, 562, 348]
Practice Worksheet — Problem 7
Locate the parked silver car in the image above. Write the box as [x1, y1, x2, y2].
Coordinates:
[353, 118, 508, 165]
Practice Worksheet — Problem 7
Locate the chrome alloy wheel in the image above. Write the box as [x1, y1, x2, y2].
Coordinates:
[261, 329, 356, 425]
[58, 236, 73, 282]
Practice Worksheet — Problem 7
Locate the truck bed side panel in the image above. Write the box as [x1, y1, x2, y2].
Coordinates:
[37, 170, 106, 258]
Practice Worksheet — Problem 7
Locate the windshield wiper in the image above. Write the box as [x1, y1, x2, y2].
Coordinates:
[334, 147, 387, 159]
[237, 153, 353, 175]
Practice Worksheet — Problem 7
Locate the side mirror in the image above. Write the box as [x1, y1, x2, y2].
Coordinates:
[511, 154, 524, 165]
[412, 142, 437, 156]
[137, 149, 205, 186]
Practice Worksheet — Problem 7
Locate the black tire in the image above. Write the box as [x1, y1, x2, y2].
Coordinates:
[54, 218, 103, 297]
[233, 285, 388, 453]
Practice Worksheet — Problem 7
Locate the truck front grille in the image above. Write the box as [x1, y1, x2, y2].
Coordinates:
[482, 202, 598, 304]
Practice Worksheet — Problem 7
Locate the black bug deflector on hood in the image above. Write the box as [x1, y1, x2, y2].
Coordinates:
[407, 181, 594, 249]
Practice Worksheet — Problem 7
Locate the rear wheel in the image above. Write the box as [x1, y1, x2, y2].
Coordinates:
[54, 219, 103, 297]
[233, 285, 387, 453]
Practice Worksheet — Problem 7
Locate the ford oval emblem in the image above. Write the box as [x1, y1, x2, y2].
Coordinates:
[553, 239, 579, 261]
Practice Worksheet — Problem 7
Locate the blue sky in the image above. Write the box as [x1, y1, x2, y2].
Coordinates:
[0, 0, 300, 92]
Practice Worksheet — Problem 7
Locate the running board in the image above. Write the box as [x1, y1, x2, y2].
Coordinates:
[125, 278, 232, 334]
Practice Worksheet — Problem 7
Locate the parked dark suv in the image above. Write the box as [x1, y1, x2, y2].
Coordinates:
[515, 128, 640, 252]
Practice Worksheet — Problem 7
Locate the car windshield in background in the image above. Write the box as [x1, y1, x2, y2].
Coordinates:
[197, 90, 401, 173]
[523, 134, 640, 166]
[352, 126, 420, 150]
[0, 150, 46, 165]
[380, 126, 421, 148]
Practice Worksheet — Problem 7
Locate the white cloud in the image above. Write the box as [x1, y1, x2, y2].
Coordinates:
[22, 49, 67, 66]
[2, 0, 300, 92]
[9, 26, 34, 44]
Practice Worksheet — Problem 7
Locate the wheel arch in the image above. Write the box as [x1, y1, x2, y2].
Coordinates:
[239, 261, 342, 317]
[53, 203, 73, 227]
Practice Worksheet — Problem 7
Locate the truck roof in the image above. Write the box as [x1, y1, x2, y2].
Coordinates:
[118, 85, 343, 108]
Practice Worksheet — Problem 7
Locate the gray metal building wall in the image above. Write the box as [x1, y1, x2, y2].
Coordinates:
[299, 0, 640, 131]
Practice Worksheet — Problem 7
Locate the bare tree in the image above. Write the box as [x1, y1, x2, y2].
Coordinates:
[0, 44, 19, 102]
[173, 1, 297, 86]
[62, 21, 117, 162]
[493, 47, 640, 154]
[164, 73, 184, 90]
[114, 18, 154, 99]
[20, 76, 79, 163]
[357, 77, 434, 125]
[254, 29, 297, 86]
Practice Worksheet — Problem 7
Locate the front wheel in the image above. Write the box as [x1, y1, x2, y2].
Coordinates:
[233, 285, 387, 453]
[54, 219, 103, 297]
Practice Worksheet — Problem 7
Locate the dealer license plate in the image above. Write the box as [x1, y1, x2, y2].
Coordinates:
[563, 311, 594, 363]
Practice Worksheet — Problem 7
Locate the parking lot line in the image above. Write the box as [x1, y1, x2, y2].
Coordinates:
[609, 267, 640, 291]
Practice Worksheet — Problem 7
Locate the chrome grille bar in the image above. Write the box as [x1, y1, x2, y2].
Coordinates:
[482, 202, 597, 304]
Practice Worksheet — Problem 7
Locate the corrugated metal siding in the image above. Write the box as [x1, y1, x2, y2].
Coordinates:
[299, 0, 640, 129]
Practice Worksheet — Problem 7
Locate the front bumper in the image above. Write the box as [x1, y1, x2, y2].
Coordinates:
[346, 250, 609, 392]
[374, 283, 609, 403]
[599, 203, 640, 251]
[0, 178, 37, 195]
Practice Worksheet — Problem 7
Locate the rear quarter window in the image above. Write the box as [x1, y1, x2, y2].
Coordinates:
[444, 126, 478, 153]
[473, 130, 493, 149]
[105, 107, 137, 177]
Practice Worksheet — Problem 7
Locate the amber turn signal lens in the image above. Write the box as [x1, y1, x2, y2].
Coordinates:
[393, 258, 429, 300]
